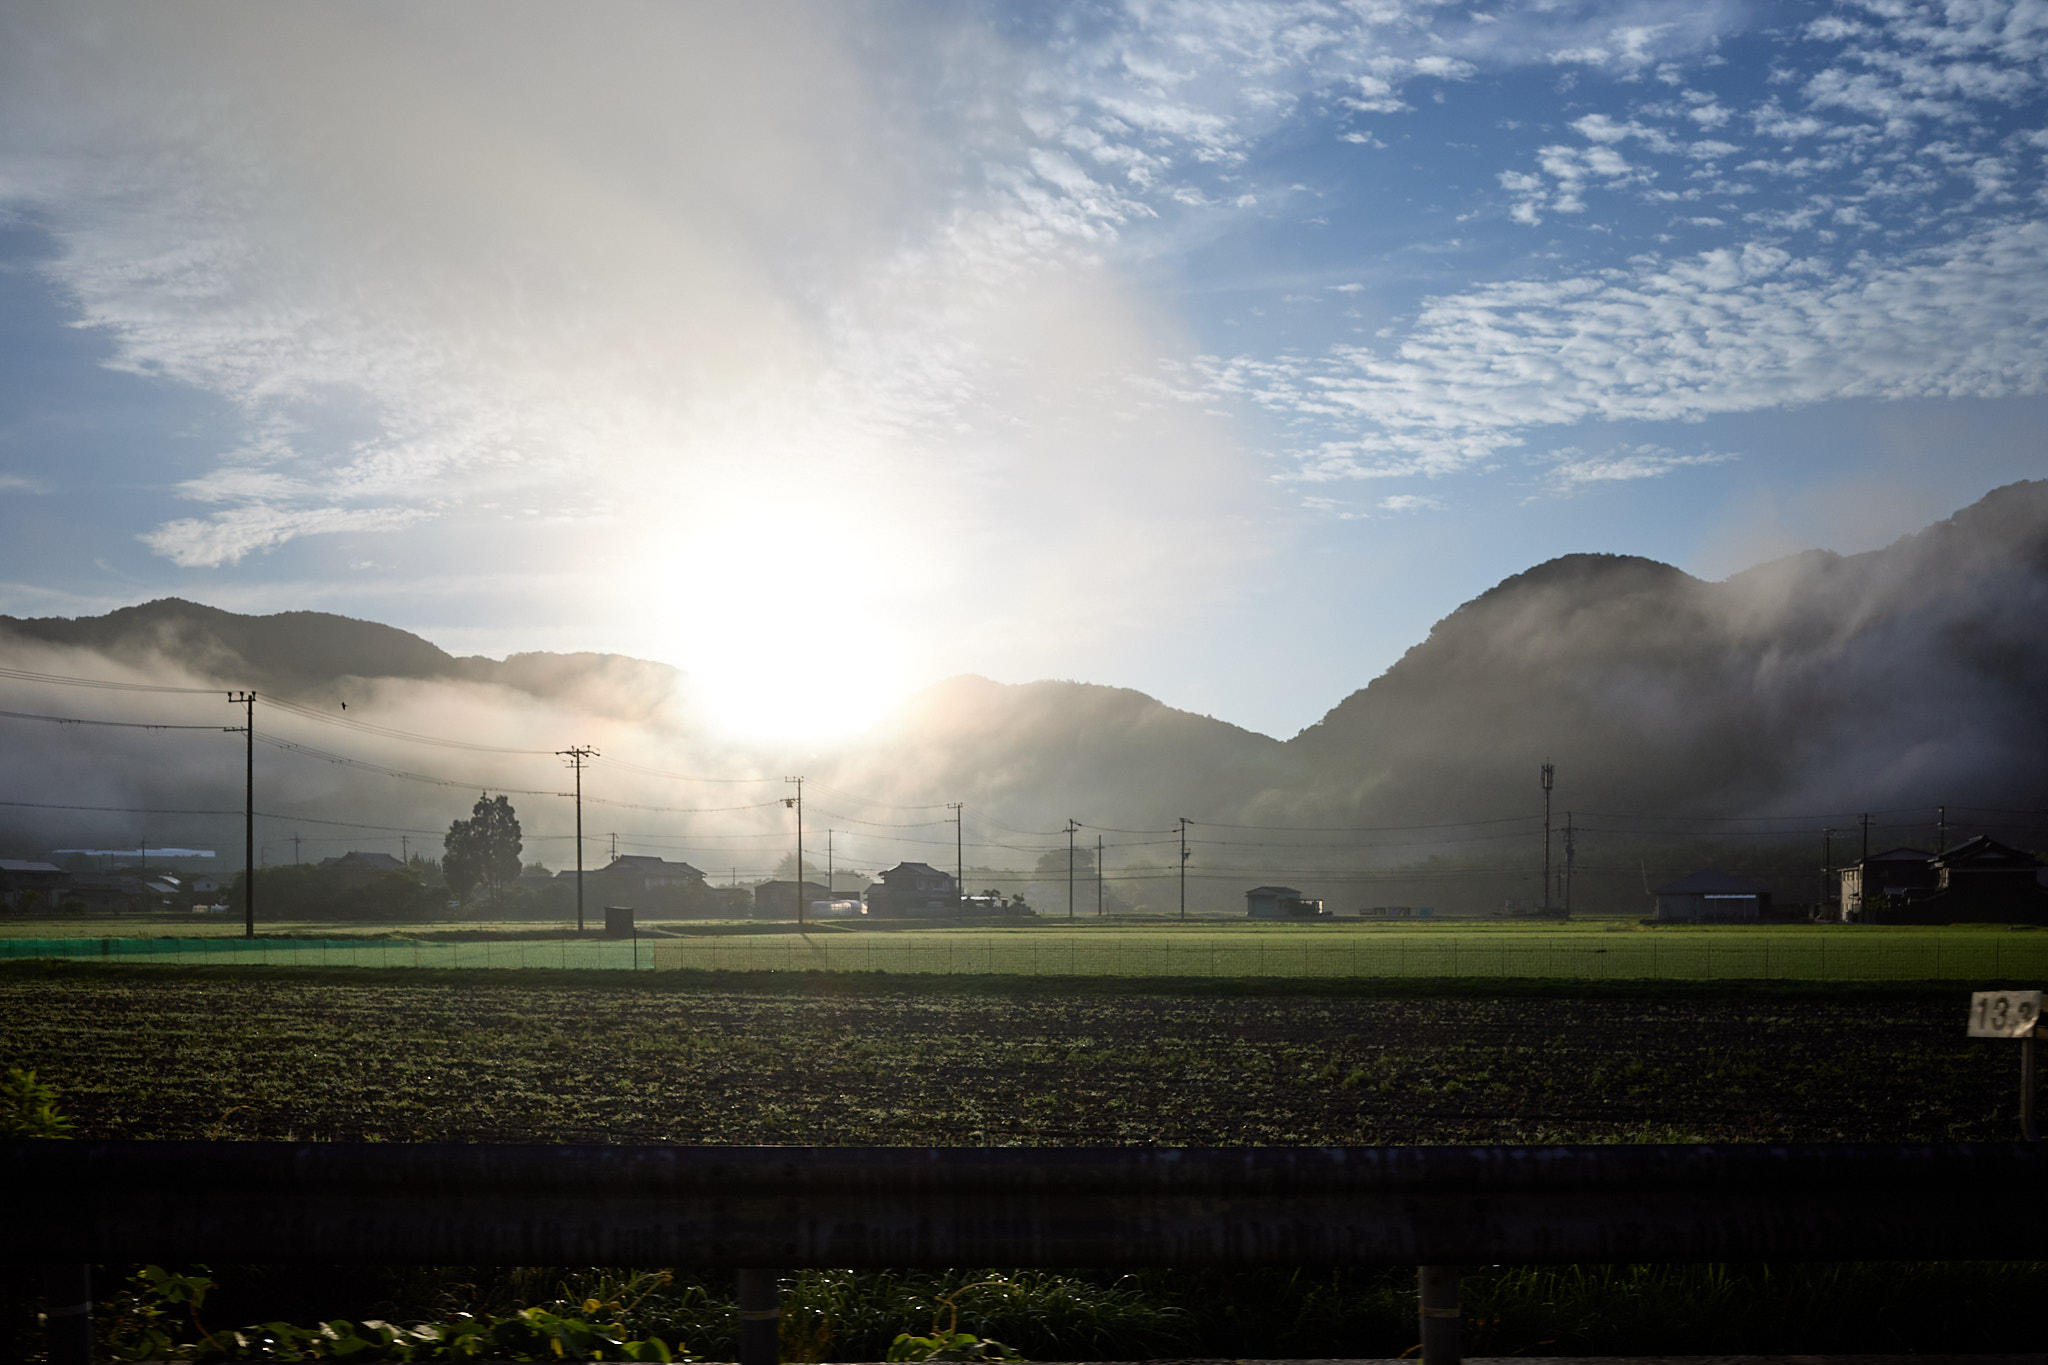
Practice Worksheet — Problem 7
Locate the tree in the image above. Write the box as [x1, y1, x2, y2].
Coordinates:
[444, 794, 523, 904]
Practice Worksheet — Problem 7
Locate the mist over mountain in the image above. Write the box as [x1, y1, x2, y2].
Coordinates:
[3, 481, 2045, 899]
[0, 599, 686, 721]
[1280, 478, 2048, 828]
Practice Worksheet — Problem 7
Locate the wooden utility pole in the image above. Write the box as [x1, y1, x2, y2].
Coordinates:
[1178, 818, 1190, 921]
[1096, 835, 1104, 916]
[557, 746, 598, 933]
[229, 691, 255, 938]
[1065, 820, 1080, 921]
[1563, 813, 1574, 915]
[1541, 763, 1555, 910]
[948, 802, 963, 908]
[785, 776, 805, 926]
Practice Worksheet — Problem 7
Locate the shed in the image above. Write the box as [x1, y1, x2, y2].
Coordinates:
[1653, 869, 1772, 922]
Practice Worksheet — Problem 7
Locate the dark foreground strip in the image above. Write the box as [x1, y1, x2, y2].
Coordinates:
[5, 1141, 2045, 1266]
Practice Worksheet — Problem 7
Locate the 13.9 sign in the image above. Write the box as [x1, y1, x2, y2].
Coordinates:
[1967, 989, 2044, 1039]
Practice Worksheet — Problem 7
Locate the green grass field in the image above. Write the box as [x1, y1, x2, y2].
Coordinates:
[2, 916, 2044, 979]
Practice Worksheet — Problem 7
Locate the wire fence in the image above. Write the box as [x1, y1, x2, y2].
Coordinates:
[0, 936, 653, 970]
[4, 929, 2045, 980]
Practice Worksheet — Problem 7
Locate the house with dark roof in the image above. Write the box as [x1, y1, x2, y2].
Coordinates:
[1842, 836, 2046, 924]
[1837, 847, 1938, 921]
[0, 860, 68, 909]
[585, 854, 713, 916]
[865, 862, 959, 917]
[319, 851, 408, 878]
[1931, 836, 2046, 915]
[1654, 868, 1773, 922]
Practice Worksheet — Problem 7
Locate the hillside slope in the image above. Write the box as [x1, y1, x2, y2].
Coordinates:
[1279, 478, 2048, 823]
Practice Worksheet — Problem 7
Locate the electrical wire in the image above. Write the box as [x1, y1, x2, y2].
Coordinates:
[258, 693, 559, 756]
[0, 708, 235, 732]
[0, 665, 227, 695]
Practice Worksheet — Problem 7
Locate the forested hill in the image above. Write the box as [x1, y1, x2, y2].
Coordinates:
[1276, 478, 2048, 825]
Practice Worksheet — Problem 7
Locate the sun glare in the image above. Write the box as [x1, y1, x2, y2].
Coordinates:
[625, 507, 929, 745]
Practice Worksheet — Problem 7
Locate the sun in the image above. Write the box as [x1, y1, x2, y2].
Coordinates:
[622, 507, 930, 746]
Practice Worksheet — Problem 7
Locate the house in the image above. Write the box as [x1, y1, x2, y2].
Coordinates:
[585, 855, 713, 916]
[61, 874, 150, 915]
[319, 850, 408, 879]
[1653, 869, 1773, 922]
[864, 862, 959, 917]
[1842, 837, 2046, 924]
[754, 879, 831, 919]
[1837, 848, 1938, 921]
[0, 860, 68, 911]
[1246, 885, 1327, 918]
[1930, 836, 2046, 919]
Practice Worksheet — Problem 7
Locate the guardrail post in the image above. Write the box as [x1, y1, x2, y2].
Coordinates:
[736, 1267, 779, 1365]
[42, 1262, 92, 1365]
[2024, 1034, 2038, 1142]
[1418, 1264, 1459, 1365]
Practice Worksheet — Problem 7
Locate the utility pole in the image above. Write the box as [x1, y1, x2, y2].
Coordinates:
[948, 802, 963, 908]
[1822, 827, 1835, 915]
[557, 746, 598, 933]
[608, 832, 618, 861]
[229, 691, 255, 939]
[1097, 835, 1104, 917]
[786, 776, 805, 926]
[1937, 805, 1948, 854]
[1066, 820, 1080, 921]
[1860, 811, 1870, 863]
[400, 834, 409, 863]
[1563, 813, 1575, 915]
[1541, 763, 1555, 910]
[1178, 817, 1190, 921]
[292, 833, 302, 866]
[827, 829, 835, 896]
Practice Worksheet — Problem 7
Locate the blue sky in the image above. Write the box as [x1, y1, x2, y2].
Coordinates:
[2, 0, 2046, 742]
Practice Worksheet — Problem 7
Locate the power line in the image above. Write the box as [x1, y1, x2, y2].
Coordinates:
[0, 799, 242, 816]
[258, 693, 558, 755]
[0, 708, 236, 731]
[0, 665, 226, 694]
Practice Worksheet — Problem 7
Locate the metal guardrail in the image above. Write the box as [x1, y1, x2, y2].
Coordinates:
[7, 1141, 2045, 1363]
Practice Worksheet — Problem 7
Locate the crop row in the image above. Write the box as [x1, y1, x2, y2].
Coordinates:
[0, 969, 2023, 1146]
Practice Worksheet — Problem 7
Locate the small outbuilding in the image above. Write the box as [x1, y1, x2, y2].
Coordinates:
[1246, 885, 1327, 919]
[1652, 869, 1772, 922]
[753, 879, 830, 919]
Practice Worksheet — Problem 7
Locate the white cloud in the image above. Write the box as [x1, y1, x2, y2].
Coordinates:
[141, 505, 435, 568]
[1539, 444, 1736, 492]
[1206, 218, 2048, 478]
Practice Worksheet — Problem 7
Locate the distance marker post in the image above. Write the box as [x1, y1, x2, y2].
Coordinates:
[1967, 989, 2042, 1141]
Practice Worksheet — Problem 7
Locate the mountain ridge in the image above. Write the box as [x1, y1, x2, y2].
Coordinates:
[4, 479, 2047, 839]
